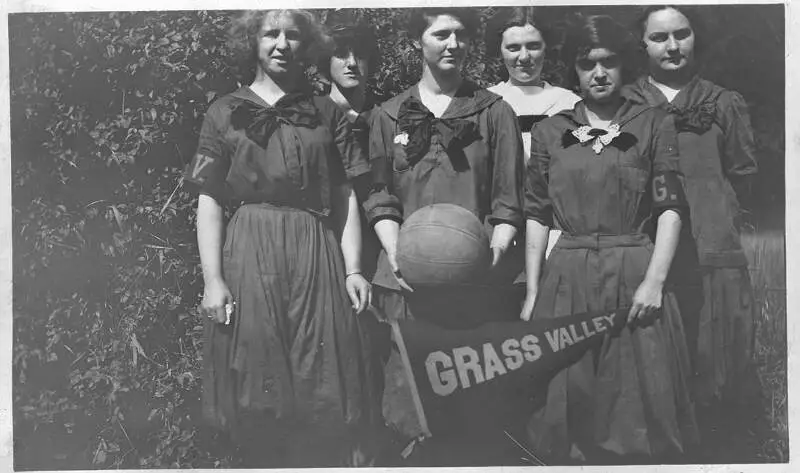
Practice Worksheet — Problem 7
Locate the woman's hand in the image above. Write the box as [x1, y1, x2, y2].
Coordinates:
[490, 245, 507, 269]
[628, 278, 664, 326]
[387, 252, 414, 293]
[201, 276, 234, 325]
[520, 287, 538, 321]
[346, 273, 372, 314]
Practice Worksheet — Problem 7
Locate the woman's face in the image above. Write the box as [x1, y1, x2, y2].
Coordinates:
[257, 12, 304, 80]
[329, 48, 368, 90]
[643, 8, 696, 75]
[500, 24, 546, 86]
[417, 14, 470, 74]
[575, 48, 623, 104]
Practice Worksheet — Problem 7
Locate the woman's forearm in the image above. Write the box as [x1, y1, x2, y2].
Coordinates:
[197, 193, 225, 284]
[645, 209, 682, 285]
[374, 219, 401, 261]
[336, 184, 363, 274]
[491, 222, 518, 251]
[525, 219, 550, 291]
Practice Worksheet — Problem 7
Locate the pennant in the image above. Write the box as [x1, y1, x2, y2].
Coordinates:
[390, 308, 629, 438]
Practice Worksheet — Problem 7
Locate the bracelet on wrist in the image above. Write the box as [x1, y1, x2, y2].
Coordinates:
[345, 270, 362, 278]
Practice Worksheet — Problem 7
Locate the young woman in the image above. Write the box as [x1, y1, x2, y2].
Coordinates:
[319, 9, 379, 199]
[485, 7, 582, 269]
[626, 5, 758, 408]
[520, 14, 698, 464]
[362, 7, 525, 463]
[186, 9, 371, 467]
[486, 7, 581, 161]
[317, 9, 388, 464]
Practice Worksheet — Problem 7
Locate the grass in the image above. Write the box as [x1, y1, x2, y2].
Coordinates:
[741, 229, 788, 462]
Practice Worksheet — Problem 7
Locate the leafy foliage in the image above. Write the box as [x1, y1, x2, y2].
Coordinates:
[10, 6, 785, 468]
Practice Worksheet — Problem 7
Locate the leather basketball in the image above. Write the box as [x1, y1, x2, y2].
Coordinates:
[396, 204, 491, 287]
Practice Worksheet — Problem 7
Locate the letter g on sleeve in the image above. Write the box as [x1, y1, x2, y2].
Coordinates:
[651, 114, 688, 215]
[651, 170, 687, 213]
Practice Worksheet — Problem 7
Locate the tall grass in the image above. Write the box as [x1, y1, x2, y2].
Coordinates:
[741, 230, 787, 462]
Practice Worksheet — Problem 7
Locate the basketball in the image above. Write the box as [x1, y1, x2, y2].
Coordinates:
[396, 204, 491, 287]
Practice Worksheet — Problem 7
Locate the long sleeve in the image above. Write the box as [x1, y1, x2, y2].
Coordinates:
[488, 100, 525, 228]
[719, 91, 758, 179]
[362, 107, 403, 226]
[524, 124, 553, 227]
[718, 91, 758, 213]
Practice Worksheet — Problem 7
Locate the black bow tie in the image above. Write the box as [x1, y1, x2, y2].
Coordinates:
[230, 94, 320, 149]
[518, 114, 548, 133]
[562, 125, 638, 153]
[397, 96, 479, 167]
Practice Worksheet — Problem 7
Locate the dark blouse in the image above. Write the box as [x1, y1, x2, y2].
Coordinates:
[525, 99, 686, 236]
[625, 77, 758, 267]
[363, 81, 525, 289]
[364, 81, 524, 227]
[317, 95, 376, 202]
[182, 86, 368, 217]
[315, 95, 373, 183]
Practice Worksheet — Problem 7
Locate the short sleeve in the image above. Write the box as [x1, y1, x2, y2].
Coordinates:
[650, 114, 688, 216]
[523, 124, 553, 227]
[314, 96, 371, 182]
[182, 101, 231, 204]
[326, 138, 349, 188]
[362, 108, 403, 226]
[718, 91, 758, 179]
[488, 100, 525, 228]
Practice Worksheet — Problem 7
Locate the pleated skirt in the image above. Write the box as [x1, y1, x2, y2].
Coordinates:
[201, 203, 366, 466]
[673, 265, 756, 406]
[526, 234, 699, 463]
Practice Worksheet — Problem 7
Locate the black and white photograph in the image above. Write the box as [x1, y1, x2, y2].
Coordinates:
[4, 1, 792, 470]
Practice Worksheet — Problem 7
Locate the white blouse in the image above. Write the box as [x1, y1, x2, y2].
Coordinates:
[488, 81, 580, 259]
[488, 81, 581, 162]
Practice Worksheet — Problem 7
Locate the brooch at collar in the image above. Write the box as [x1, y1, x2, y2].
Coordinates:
[562, 124, 637, 154]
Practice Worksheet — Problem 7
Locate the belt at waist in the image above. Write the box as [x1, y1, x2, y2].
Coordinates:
[556, 233, 651, 250]
[236, 200, 330, 218]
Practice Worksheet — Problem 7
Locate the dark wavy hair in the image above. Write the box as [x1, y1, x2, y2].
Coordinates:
[317, 9, 379, 80]
[484, 7, 554, 58]
[561, 14, 640, 90]
[634, 5, 706, 58]
[405, 8, 481, 41]
[227, 10, 331, 70]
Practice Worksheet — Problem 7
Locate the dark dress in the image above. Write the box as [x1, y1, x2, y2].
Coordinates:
[183, 86, 369, 467]
[625, 77, 758, 405]
[362, 81, 525, 453]
[318, 94, 389, 461]
[524, 98, 699, 463]
[317, 95, 381, 279]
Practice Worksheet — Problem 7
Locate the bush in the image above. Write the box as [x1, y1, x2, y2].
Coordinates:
[10, 6, 784, 468]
